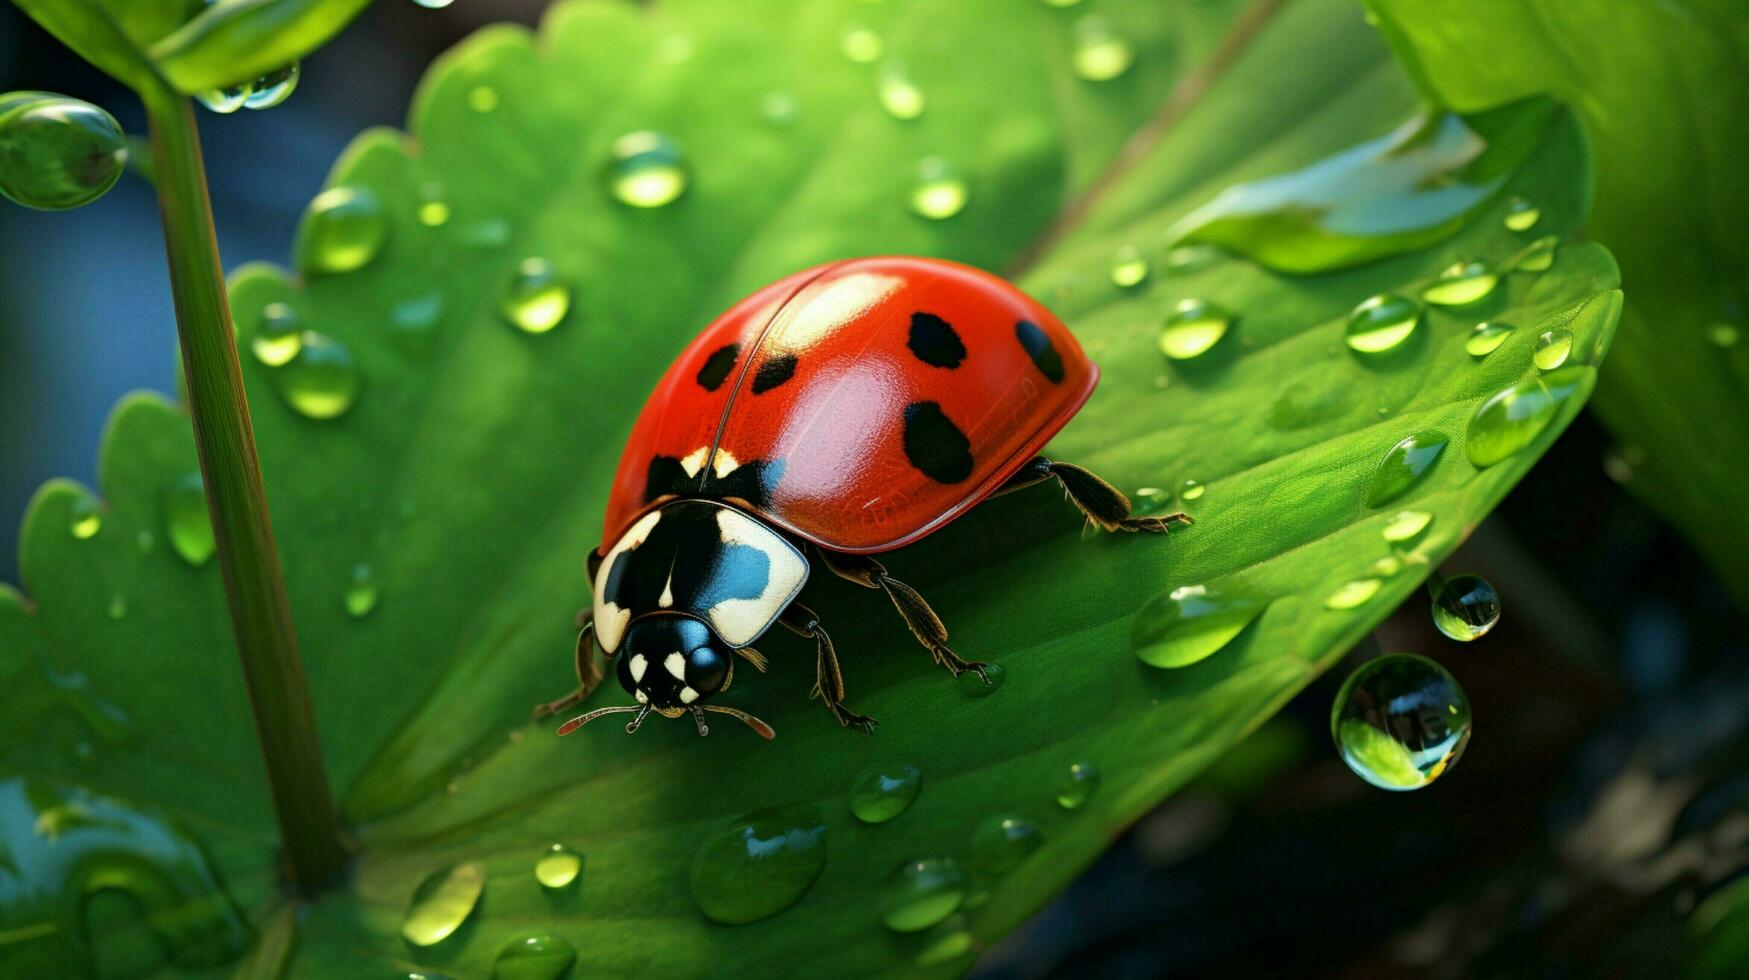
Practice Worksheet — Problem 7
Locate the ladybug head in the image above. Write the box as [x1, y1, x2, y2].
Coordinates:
[556, 613, 775, 739]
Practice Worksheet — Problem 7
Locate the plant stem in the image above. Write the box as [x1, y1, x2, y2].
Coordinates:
[140, 80, 348, 894]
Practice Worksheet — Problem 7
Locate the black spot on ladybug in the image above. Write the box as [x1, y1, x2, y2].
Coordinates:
[695, 343, 740, 391]
[752, 354, 797, 394]
[643, 453, 786, 505]
[1015, 320, 1064, 383]
[907, 312, 966, 368]
[902, 402, 974, 483]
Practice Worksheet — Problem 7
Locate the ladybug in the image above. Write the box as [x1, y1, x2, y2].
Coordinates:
[536, 256, 1189, 738]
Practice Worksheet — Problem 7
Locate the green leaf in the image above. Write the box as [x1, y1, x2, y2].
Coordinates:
[150, 0, 385, 93]
[0, 0, 1620, 975]
[8, 0, 166, 92]
[1365, 0, 1749, 605]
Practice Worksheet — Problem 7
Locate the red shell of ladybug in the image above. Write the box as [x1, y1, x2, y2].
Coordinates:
[598, 256, 1098, 554]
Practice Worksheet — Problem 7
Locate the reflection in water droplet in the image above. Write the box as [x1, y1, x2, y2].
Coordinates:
[1072, 17, 1135, 81]
[164, 474, 215, 568]
[402, 861, 485, 946]
[277, 332, 360, 420]
[1465, 321, 1514, 358]
[196, 85, 249, 114]
[344, 563, 378, 618]
[909, 157, 968, 219]
[1365, 431, 1447, 507]
[970, 816, 1042, 875]
[243, 63, 299, 110]
[534, 843, 583, 890]
[296, 186, 387, 274]
[607, 131, 689, 208]
[690, 804, 826, 925]
[1158, 299, 1232, 360]
[958, 662, 1005, 698]
[251, 302, 303, 367]
[0, 94, 128, 211]
[1466, 366, 1587, 467]
[499, 258, 572, 334]
[1109, 246, 1148, 288]
[1332, 654, 1470, 790]
[1382, 510, 1433, 544]
[1532, 328, 1573, 370]
[1422, 261, 1499, 306]
[877, 63, 926, 120]
[1345, 294, 1421, 354]
[1502, 196, 1540, 231]
[1179, 478, 1205, 501]
[1131, 585, 1267, 668]
[1516, 235, 1557, 272]
[1325, 578, 1382, 610]
[880, 858, 966, 932]
[69, 495, 101, 539]
[850, 763, 923, 824]
[491, 932, 576, 980]
[1431, 574, 1501, 641]
[1056, 762, 1100, 809]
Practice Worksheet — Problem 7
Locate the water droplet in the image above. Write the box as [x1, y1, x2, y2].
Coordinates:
[1382, 510, 1433, 544]
[1325, 578, 1382, 610]
[490, 932, 576, 980]
[916, 915, 975, 966]
[1707, 322, 1740, 348]
[877, 63, 926, 120]
[1179, 478, 1205, 501]
[1109, 246, 1149, 288]
[1465, 365, 1587, 467]
[1422, 261, 1499, 307]
[344, 564, 378, 618]
[0, 94, 127, 210]
[69, 495, 101, 539]
[1056, 762, 1099, 809]
[1430, 574, 1501, 641]
[850, 763, 923, 824]
[295, 186, 387, 274]
[388, 292, 445, 351]
[1502, 196, 1540, 231]
[1041, 0, 1084, 6]
[417, 182, 451, 227]
[1331, 654, 1470, 790]
[499, 257, 572, 334]
[909, 157, 967, 219]
[1158, 298, 1232, 360]
[1533, 327, 1573, 370]
[840, 25, 883, 63]
[1370, 555, 1403, 577]
[401, 861, 485, 946]
[1465, 321, 1514, 357]
[250, 302, 303, 367]
[970, 816, 1041, 875]
[163, 473, 215, 568]
[196, 85, 249, 114]
[760, 90, 798, 126]
[958, 661, 1005, 698]
[107, 594, 127, 620]
[690, 803, 826, 925]
[534, 843, 583, 890]
[1516, 235, 1557, 272]
[880, 858, 966, 932]
[1365, 430, 1447, 507]
[1072, 17, 1135, 81]
[412, 0, 456, 8]
[243, 63, 299, 110]
[607, 131, 688, 208]
[1344, 294, 1420, 354]
[468, 85, 499, 113]
[1131, 585, 1267, 668]
[276, 332, 359, 420]
[1132, 486, 1171, 514]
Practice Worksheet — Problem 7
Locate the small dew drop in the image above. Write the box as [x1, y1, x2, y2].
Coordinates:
[1179, 478, 1205, 501]
[1132, 486, 1171, 515]
[877, 63, 926, 120]
[909, 157, 968, 220]
[499, 257, 573, 334]
[490, 931, 576, 980]
[69, 495, 102, 539]
[1109, 246, 1149, 288]
[163, 474, 215, 568]
[690, 803, 826, 925]
[1422, 261, 1500, 307]
[344, 564, 378, 619]
[840, 25, 884, 63]
[607, 131, 688, 208]
[760, 90, 799, 126]
[916, 915, 975, 967]
[468, 85, 499, 113]
[1158, 298, 1232, 360]
[1131, 585, 1266, 669]
[1332, 654, 1470, 791]
[1382, 510, 1434, 544]
[1502, 196, 1540, 232]
[1431, 574, 1501, 641]
[1371, 555, 1403, 578]
[534, 843, 583, 890]
[417, 183, 451, 227]
[1325, 578, 1382, 610]
[250, 302, 303, 367]
[850, 763, 923, 824]
[1707, 323, 1740, 349]
[1465, 321, 1514, 358]
[1365, 430, 1447, 508]
[1056, 762, 1100, 810]
[1533, 328, 1573, 370]
[1516, 236, 1558, 272]
[1072, 17, 1135, 81]
[958, 662, 1005, 698]
[295, 186, 387, 275]
[276, 332, 360, 420]
[243, 63, 299, 110]
[107, 594, 127, 620]
[1345, 294, 1420, 354]
[970, 815, 1042, 875]
[880, 858, 966, 933]
[401, 861, 485, 947]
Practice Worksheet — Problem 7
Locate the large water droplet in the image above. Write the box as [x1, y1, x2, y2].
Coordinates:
[689, 803, 826, 925]
[1532, 327, 1573, 370]
[401, 861, 485, 947]
[1325, 578, 1383, 610]
[1332, 654, 1470, 790]
[1109, 246, 1149, 288]
[1422, 261, 1499, 307]
[1381, 510, 1433, 544]
[344, 563, 378, 618]
[877, 63, 926, 120]
[958, 661, 1005, 697]
[850, 763, 923, 824]
[491, 932, 576, 980]
[1465, 365, 1588, 467]
[1516, 235, 1557, 272]
[1072, 17, 1135, 81]
[1158, 299, 1232, 360]
[412, 0, 457, 7]
[880, 858, 966, 933]
[196, 85, 249, 114]
[1344, 294, 1421, 354]
[534, 843, 583, 890]
[970, 816, 1042, 875]
[909, 157, 967, 219]
[1430, 574, 1501, 641]
[1056, 762, 1099, 809]
[0, 93, 127, 210]
[1502, 196, 1540, 231]
[1131, 585, 1267, 668]
[840, 25, 884, 63]
[1465, 321, 1514, 358]
[276, 332, 360, 419]
[250, 302, 303, 367]
[243, 63, 300, 110]
[499, 258, 572, 334]
[607, 131, 688, 208]
[69, 494, 102, 539]
[164, 473, 215, 568]
[295, 186, 387, 274]
[1365, 430, 1446, 507]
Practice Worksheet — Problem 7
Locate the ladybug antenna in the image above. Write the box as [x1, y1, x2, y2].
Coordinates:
[700, 704, 777, 740]
[689, 706, 710, 737]
[555, 703, 651, 736]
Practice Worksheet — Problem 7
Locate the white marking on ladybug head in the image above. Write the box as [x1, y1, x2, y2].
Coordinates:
[593, 509, 662, 654]
[705, 508, 809, 647]
[679, 446, 710, 478]
[658, 572, 674, 609]
[629, 653, 647, 682]
[634, 689, 649, 705]
[711, 447, 740, 479]
[664, 652, 687, 680]
[679, 686, 700, 704]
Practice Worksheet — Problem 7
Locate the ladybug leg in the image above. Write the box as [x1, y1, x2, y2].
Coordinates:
[777, 601, 877, 735]
[817, 549, 991, 684]
[1002, 456, 1192, 534]
[534, 618, 603, 719]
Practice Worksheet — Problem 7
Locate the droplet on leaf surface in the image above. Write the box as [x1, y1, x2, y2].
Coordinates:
[1056, 762, 1099, 809]
[1072, 17, 1135, 81]
[689, 804, 826, 925]
[491, 932, 576, 980]
[1533, 328, 1573, 370]
[1158, 299, 1232, 360]
[1421, 260, 1499, 307]
[607, 131, 688, 208]
[880, 858, 967, 933]
[850, 763, 923, 824]
[163, 473, 215, 567]
[250, 302, 303, 367]
[401, 861, 485, 947]
[295, 186, 387, 274]
[1131, 585, 1267, 668]
[276, 332, 360, 420]
[499, 258, 572, 334]
[534, 843, 584, 890]
[970, 815, 1042, 875]
[1344, 294, 1420, 354]
[1365, 430, 1447, 507]
[909, 157, 967, 219]
[1465, 321, 1514, 357]
[1465, 366, 1587, 467]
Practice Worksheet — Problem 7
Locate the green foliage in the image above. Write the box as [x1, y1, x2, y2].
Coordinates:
[1, 0, 1621, 975]
[1367, 0, 1749, 607]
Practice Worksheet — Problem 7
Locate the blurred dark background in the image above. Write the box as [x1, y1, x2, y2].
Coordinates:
[3, 3, 1743, 978]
